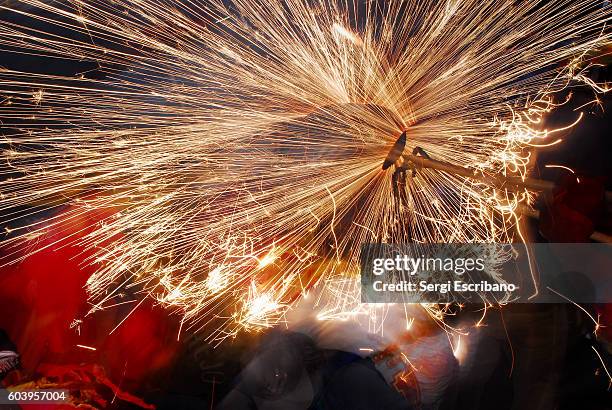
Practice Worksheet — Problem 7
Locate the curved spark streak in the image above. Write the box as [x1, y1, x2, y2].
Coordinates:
[545, 164, 580, 183]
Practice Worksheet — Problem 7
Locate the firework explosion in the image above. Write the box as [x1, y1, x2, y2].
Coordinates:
[0, 0, 610, 340]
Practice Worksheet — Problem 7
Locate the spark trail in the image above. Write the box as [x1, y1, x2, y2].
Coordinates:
[0, 0, 610, 339]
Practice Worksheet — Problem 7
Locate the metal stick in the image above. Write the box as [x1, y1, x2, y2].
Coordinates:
[403, 153, 612, 200]
[402, 153, 612, 243]
[403, 153, 554, 192]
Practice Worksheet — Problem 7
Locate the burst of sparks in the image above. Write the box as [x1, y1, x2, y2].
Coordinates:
[0, 0, 610, 340]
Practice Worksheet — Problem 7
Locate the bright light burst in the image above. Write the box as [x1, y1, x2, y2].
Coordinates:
[0, 0, 610, 340]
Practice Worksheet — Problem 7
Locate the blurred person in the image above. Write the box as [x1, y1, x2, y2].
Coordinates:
[216, 330, 412, 410]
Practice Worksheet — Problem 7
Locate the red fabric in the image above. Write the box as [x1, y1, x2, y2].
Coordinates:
[0, 207, 107, 372]
[13, 363, 155, 409]
[0, 204, 179, 401]
[539, 175, 606, 242]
